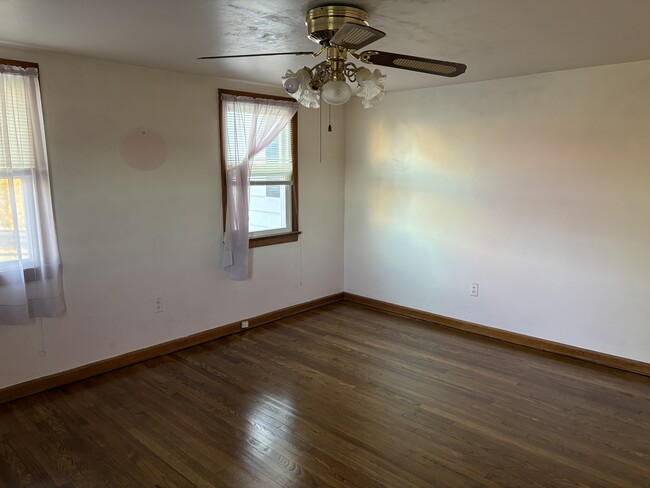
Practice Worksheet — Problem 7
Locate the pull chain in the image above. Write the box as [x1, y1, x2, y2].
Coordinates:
[319, 102, 323, 163]
[328, 104, 332, 132]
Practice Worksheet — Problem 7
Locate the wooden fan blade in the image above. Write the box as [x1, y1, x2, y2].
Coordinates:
[358, 50, 466, 77]
[198, 51, 315, 60]
[330, 23, 386, 50]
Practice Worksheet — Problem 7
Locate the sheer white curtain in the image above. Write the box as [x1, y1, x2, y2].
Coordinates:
[221, 94, 298, 280]
[0, 64, 65, 324]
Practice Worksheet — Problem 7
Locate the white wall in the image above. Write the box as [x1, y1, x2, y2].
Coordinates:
[345, 60, 650, 363]
[0, 46, 345, 388]
[2, 45, 647, 390]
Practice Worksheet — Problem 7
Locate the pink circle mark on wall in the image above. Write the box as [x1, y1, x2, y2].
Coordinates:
[121, 128, 168, 171]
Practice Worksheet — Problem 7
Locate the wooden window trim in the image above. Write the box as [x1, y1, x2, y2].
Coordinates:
[218, 89, 300, 249]
[0, 58, 39, 69]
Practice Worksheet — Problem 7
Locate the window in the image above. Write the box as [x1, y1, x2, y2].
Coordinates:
[0, 59, 41, 272]
[0, 58, 65, 323]
[219, 89, 299, 248]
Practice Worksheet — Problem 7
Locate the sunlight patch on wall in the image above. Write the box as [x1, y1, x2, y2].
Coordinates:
[365, 117, 474, 238]
[368, 118, 468, 175]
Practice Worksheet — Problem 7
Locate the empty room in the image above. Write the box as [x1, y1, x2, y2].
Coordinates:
[0, 1, 649, 486]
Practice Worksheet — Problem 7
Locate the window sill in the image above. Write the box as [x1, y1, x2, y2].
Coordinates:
[249, 231, 301, 248]
[0, 267, 42, 285]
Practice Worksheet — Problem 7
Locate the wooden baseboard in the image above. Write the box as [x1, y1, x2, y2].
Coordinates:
[0, 292, 344, 404]
[343, 293, 650, 377]
[5, 290, 645, 404]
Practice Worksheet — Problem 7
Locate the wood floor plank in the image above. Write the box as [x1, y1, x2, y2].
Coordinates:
[1, 302, 649, 487]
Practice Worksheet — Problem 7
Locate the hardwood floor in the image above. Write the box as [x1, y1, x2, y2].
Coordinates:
[1, 302, 649, 487]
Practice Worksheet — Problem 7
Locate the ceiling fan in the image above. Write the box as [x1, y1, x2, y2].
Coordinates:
[199, 5, 467, 108]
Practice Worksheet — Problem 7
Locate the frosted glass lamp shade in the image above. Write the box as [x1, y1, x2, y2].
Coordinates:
[299, 88, 320, 109]
[356, 67, 386, 108]
[321, 80, 352, 105]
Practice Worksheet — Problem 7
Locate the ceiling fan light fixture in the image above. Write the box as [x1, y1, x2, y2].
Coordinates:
[282, 68, 321, 108]
[356, 67, 386, 108]
[320, 79, 352, 106]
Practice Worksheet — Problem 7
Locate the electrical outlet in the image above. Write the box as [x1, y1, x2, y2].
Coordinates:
[471, 283, 479, 297]
[241, 320, 249, 329]
[154, 297, 163, 313]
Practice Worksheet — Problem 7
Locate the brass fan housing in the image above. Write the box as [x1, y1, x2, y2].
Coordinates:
[306, 5, 370, 44]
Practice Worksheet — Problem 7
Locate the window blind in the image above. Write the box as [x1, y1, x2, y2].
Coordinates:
[0, 68, 36, 170]
[223, 103, 294, 185]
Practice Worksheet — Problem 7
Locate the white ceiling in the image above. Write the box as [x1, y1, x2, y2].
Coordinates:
[1, 0, 650, 92]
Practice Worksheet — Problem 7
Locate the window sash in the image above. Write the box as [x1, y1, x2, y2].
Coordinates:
[249, 184, 291, 238]
[249, 181, 292, 186]
[0, 169, 38, 270]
